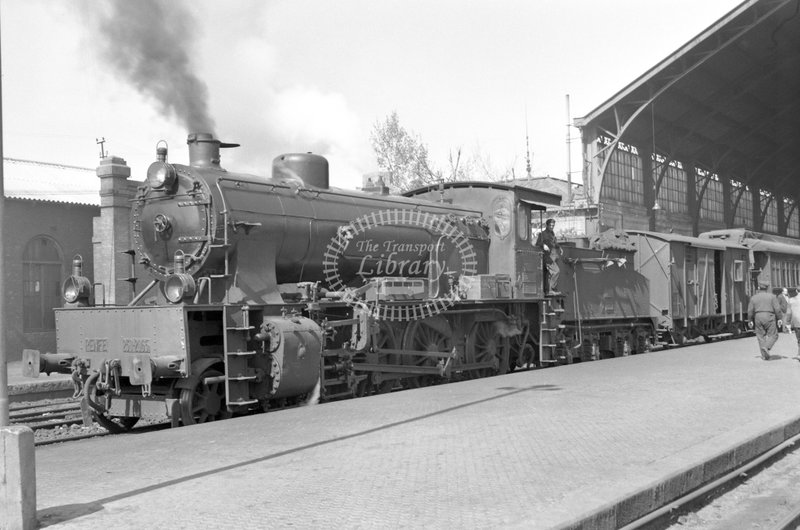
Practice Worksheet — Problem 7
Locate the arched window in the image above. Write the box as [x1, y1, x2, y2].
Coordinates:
[23, 236, 63, 332]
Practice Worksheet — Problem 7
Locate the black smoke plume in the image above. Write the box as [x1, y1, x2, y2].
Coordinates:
[89, 0, 215, 133]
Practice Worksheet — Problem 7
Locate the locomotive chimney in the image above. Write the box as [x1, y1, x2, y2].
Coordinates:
[187, 133, 221, 169]
[187, 133, 240, 170]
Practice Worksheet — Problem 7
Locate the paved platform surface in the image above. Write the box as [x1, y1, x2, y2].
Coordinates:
[13, 333, 800, 529]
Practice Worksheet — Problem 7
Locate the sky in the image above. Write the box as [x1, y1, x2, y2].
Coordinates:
[1, 0, 744, 191]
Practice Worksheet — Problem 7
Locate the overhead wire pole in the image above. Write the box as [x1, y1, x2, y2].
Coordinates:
[0, 3, 8, 427]
[0, 12, 36, 527]
[565, 94, 573, 205]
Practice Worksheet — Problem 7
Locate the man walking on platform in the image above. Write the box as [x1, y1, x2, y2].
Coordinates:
[781, 287, 792, 332]
[747, 283, 784, 360]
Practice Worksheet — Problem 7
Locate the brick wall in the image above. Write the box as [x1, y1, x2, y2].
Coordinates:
[3, 199, 98, 362]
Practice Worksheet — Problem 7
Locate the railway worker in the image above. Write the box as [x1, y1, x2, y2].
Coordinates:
[780, 288, 792, 332]
[773, 287, 789, 332]
[747, 282, 784, 361]
[784, 288, 800, 356]
[535, 218, 562, 296]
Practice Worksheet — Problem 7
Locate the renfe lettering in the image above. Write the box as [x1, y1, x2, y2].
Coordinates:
[84, 338, 109, 352]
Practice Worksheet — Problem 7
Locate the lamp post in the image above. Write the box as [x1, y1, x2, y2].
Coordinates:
[0, 9, 7, 427]
[0, 14, 37, 529]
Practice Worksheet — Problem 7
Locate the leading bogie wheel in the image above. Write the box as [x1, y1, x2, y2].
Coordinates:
[180, 368, 230, 425]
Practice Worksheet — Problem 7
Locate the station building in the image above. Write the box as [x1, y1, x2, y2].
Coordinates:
[571, 0, 799, 241]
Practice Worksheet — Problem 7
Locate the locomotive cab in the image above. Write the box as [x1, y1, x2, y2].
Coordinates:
[404, 182, 561, 299]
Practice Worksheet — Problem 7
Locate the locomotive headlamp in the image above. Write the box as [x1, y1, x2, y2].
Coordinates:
[164, 251, 196, 303]
[63, 255, 92, 305]
[164, 273, 196, 303]
[146, 161, 177, 190]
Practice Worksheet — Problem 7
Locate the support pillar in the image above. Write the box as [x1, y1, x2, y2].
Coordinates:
[641, 149, 655, 231]
[753, 187, 763, 231]
[721, 176, 733, 227]
[93, 156, 136, 306]
[777, 194, 786, 235]
[1, 426, 36, 530]
[687, 164, 698, 236]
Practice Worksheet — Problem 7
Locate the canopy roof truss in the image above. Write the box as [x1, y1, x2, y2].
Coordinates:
[576, 0, 800, 205]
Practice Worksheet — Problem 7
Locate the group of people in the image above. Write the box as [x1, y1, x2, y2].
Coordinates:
[747, 284, 800, 361]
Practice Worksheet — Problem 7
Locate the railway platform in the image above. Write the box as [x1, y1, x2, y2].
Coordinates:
[14, 333, 800, 529]
[5, 362, 72, 402]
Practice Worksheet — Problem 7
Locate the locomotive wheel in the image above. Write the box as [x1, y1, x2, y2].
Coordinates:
[353, 376, 371, 398]
[402, 316, 453, 388]
[466, 321, 506, 377]
[520, 343, 537, 369]
[511, 330, 539, 369]
[621, 332, 634, 356]
[373, 321, 401, 356]
[375, 381, 395, 394]
[673, 328, 689, 345]
[357, 322, 402, 396]
[633, 327, 651, 353]
[508, 335, 522, 371]
[180, 368, 230, 425]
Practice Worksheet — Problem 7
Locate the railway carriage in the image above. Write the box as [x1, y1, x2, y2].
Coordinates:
[628, 231, 751, 343]
[701, 228, 800, 292]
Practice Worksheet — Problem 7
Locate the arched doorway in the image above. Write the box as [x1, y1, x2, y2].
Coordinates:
[23, 236, 63, 332]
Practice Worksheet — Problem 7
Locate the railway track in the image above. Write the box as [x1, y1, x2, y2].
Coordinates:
[10, 398, 173, 446]
[8, 397, 105, 445]
[10, 398, 83, 429]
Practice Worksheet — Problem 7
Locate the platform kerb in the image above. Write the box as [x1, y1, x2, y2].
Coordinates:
[559, 417, 800, 529]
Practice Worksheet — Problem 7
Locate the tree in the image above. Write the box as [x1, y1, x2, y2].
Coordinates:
[370, 112, 515, 192]
[370, 111, 440, 192]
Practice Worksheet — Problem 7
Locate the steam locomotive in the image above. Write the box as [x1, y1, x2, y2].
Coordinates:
[21, 133, 775, 431]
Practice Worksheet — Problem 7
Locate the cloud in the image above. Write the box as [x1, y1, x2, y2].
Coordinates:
[271, 88, 360, 152]
[207, 36, 370, 188]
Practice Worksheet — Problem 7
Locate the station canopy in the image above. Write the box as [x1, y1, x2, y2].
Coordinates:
[575, 0, 800, 200]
